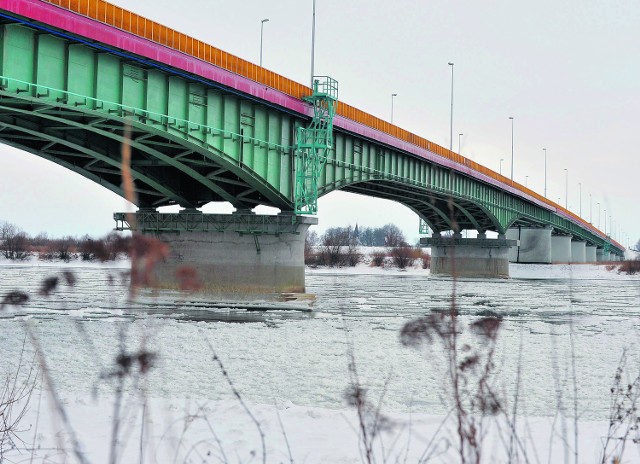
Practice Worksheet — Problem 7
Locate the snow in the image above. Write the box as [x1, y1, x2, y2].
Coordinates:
[1, 256, 639, 462]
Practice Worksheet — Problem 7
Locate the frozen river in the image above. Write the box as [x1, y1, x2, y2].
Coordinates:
[1, 260, 640, 421]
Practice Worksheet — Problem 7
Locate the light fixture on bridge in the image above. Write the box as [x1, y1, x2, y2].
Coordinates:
[564, 168, 568, 209]
[499, 158, 504, 175]
[310, 0, 316, 87]
[260, 18, 269, 67]
[458, 133, 464, 154]
[448, 62, 454, 152]
[543, 148, 547, 198]
[391, 93, 398, 124]
[509, 117, 514, 181]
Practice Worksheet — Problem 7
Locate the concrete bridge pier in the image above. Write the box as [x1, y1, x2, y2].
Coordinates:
[596, 248, 605, 262]
[421, 233, 516, 278]
[115, 210, 317, 293]
[585, 245, 597, 262]
[570, 240, 587, 263]
[506, 226, 552, 263]
[551, 235, 572, 263]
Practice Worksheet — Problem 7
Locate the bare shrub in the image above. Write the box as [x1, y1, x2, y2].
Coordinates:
[388, 242, 415, 269]
[0, 222, 30, 260]
[419, 249, 432, 269]
[345, 241, 362, 267]
[305, 230, 320, 265]
[320, 227, 350, 267]
[618, 259, 640, 275]
[55, 236, 76, 262]
[370, 250, 386, 267]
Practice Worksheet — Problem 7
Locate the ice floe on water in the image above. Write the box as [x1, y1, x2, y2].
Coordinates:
[0, 259, 639, 462]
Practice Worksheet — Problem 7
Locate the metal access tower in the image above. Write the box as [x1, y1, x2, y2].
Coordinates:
[294, 76, 338, 214]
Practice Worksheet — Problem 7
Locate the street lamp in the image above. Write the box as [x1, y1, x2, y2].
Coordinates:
[448, 62, 454, 151]
[458, 133, 463, 154]
[578, 182, 582, 217]
[598, 202, 601, 229]
[499, 158, 504, 175]
[564, 168, 568, 209]
[604, 209, 607, 235]
[525, 175, 529, 187]
[543, 148, 547, 197]
[310, 0, 316, 86]
[259, 18, 269, 67]
[391, 93, 397, 124]
[589, 193, 592, 223]
[509, 117, 514, 181]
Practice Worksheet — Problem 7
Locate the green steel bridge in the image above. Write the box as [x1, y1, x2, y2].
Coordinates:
[0, 0, 625, 259]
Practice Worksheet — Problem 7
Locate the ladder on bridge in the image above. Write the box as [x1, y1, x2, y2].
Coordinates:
[294, 76, 338, 215]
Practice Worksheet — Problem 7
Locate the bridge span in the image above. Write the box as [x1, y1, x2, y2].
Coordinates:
[0, 0, 625, 290]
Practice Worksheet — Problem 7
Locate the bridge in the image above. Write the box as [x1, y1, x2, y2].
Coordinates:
[0, 0, 625, 291]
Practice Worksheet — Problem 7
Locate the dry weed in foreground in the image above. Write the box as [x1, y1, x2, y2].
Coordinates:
[600, 350, 640, 463]
[400, 310, 505, 463]
[0, 340, 38, 460]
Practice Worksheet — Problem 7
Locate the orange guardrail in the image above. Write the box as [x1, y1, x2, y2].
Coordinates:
[40, 0, 620, 247]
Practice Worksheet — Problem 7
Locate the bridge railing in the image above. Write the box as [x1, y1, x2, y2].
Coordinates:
[35, 0, 622, 250]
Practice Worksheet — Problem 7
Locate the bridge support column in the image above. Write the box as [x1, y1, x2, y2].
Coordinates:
[506, 226, 552, 263]
[551, 235, 572, 263]
[116, 211, 317, 293]
[596, 248, 605, 262]
[420, 234, 516, 278]
[585, 245, 597, 262]
[570, 240, 587, 263]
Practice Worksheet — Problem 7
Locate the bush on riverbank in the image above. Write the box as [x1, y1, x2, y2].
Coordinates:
[0, 221, 131, 262]
[618, 258, 640, 275]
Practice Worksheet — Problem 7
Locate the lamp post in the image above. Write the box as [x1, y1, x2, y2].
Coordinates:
[598, 202, 601, 229]
[448, 62, 454, 151]
[590, 193, 592, 223]
[310, 0, 316, 86]
[543, 148, 547, 197]
[564, 168, 568, 209]
[259, 18, 269, 67]
[525, 175, 529, 188]
[579, 182, 582, 217]
[499, 158, 504, 175]
[458, 133, 463, 154]
[509, 117, 514, 181]
[391, 93, 397, 124]
[604, 209, 607, 235]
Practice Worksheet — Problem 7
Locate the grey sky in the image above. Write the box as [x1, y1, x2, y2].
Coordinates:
[0, 0, 638, 246]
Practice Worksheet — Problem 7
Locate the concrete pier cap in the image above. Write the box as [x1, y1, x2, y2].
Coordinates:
[117, 210, 317, 294]
[420, 234, 517, 278]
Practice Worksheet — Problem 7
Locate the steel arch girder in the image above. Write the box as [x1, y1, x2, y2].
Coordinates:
[340, 181, 458, 232]
[0, 96, 293, 210]
[328, 178, 504, 233]
[0, 103, 243, 207]
[0, 119, 193, 207]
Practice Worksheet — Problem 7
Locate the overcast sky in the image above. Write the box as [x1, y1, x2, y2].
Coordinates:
[0, 0, 638, 246]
